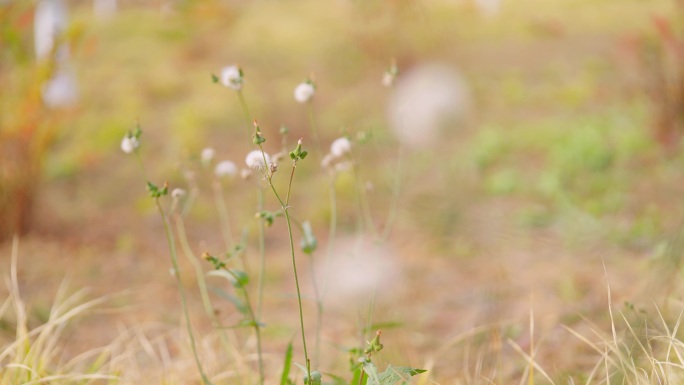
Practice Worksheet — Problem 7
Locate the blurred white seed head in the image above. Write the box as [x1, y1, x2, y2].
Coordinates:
[42, 68, 78, 108]
[201, 147, 215, 165]
[120, 135, 139, 154]
[334, 161, 352, 173]
[294, 82, 315, 103]
[319, 237, 402, 309]
[245, 150, 272, 171]
[330, 137, 352, 158]
[387, 62, 471, 148]
[321, 153, 335, 169]
[35, 0, 69, 62]
[214, 160, 237, 178]
[240, 168, 253, 179]
[220, 65, 243, 90]
[171, 188, 186, 198]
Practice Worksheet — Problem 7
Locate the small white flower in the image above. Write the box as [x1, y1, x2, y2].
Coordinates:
[171, 188, 186, 198]
[201, 147, 215, 165]
[214, 160, 237, 178]
[294, 82, 315, 103]
[121, 135, 139, 154]
[330, 137, 351, 158]
[245, 150, 272, 171]
[220, 65, 243, 90]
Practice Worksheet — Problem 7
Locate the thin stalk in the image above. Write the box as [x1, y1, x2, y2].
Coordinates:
[237, 90, 252, 133]
[307, 103, 321, 154]
[379, 144, 405, 242]
[154, 198, 212, 385]
[321, 176, 337, 298]
[258, 146, 312, 384]
[349, 152, 378, 239]
[212, 181, 236, 253]
[256, 187, 266, 320]
[223, 268, 265, 385]
[174, 214, 252, 383]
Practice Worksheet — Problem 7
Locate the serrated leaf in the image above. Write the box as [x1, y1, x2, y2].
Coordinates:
[280, 342, 293, 385]
[362, 361, 381, 385]
[366, 365, 427, 385]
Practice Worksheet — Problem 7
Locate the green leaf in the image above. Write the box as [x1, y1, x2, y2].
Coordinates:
[211, 73, 219, 83]
[209, 287, 247, 315]
[366, 365, 427, 385]
[300, 220, 318, 254]
[279, 342, 293, 385]
[207, 269, 249, 288]
[362, 361, 381, 385]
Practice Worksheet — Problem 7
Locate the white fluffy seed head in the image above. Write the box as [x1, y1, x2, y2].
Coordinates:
[201, 147, 215, 165]
[387, 62, 470, 148]
[120, 135, 139, 154]
[214, 160, 237, 178]
[330, 137, 352, 158]
[171, 188, 186, 198]
[294, 82, 315, 103]
[245, 150, 272, 171]
[220, 65, 243, 90]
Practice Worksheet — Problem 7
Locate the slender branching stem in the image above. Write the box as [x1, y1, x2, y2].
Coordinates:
[257, 144, 312, 384]
[154, 198, 212, 385]
[256, 187, 266, 320]
[212, 181, 236, 254]
[223, 268, 264, 385]
[237, 90, 252, 133]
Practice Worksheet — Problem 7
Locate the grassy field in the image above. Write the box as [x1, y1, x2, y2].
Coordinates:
[3, 0, 684, 384]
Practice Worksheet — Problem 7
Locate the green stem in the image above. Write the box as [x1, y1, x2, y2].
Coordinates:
[223, 268, 265, 385]
[379, 144, 405, 242]
[213, 181, 236, 254]
[237, 90, 252, 133]
[307, 103, 321, 154]
[154, 199, 212, 385]
[258, 146, 312, 384]
[321, 176, 337, 298]
[175, 214, 252, 382]
[256, 187, 266, 321]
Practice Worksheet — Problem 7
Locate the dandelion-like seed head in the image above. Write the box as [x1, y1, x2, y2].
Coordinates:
[201, 147, 215, 165]
[240, 168, 253, 179]
[214, 160, 237, 178]
[294, 81, 315, 103]
[245, 150, 272, 171]
[121, 135, 139, 154]
[171, 188, 186, 198]
[330, 137, 352, 158]
[220, 65, 243, 91]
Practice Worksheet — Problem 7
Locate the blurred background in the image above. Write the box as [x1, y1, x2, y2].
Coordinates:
[2, 0, 684, 382]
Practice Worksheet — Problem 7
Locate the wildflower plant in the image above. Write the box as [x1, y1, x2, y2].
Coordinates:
[124, 61, 425, 385]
